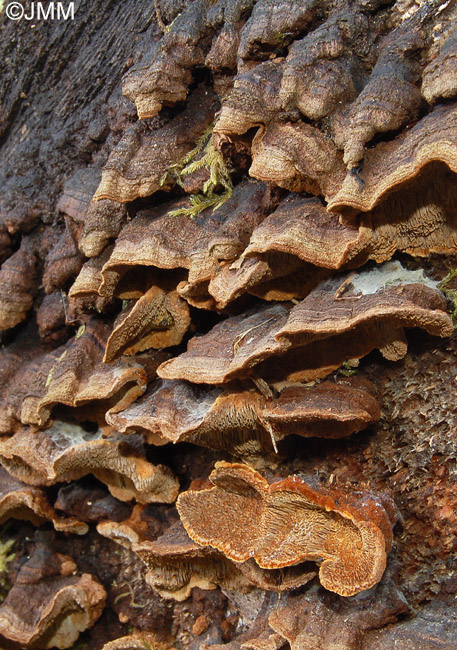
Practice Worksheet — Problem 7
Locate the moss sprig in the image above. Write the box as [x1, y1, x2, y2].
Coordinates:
[162, 125, 233, 218]
[438, 268, 457, 327]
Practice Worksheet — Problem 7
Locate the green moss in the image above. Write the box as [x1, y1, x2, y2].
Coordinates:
[438, 268, 457, 327]
[0, 525, 16, 602]
[338, 359, 359, 377]
[162, 125, 233, 218]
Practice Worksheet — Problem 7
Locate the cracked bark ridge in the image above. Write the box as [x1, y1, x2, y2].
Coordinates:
[178, 462, 398, 596]
[0, 422, 179, 504]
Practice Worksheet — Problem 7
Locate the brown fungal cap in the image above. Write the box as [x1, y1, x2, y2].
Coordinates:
[0, 465, 88, 535]
[0, 244, 37, 330]
[79, 199, 128, 259]
[259, 381, 380, 441]
[0, 536, 106, 649]
[18, 318, 147, 428]
[422, 25, 457, 104]
[93, 86, 218, 203]
[249, 121, 346, 200]
[177, 462, 397, 596]
[275, 263, 453, 348]
[242, 195, 361, 269]
[158, 302, 291, 384]
[99, 180, 270, 307]
[108, 378, 380, 455]
[328, 103, 457, 214]
[0, 422, 179, 504]
[104, 287, 191, 363]
[159, 263, 452, 385]
[131, 520, 255, 601]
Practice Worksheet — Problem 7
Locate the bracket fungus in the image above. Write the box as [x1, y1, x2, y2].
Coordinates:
[93, 86, 219, 204]
[159, 263, 452, 384]
[0, 245, 37, 331]
[98, 180, 272, 310]
[0, 536, 106, 649]
[0, 422, 179, 504]
[108, 377, 380, 456]
[3, 0, 457, 646]
[178, 462, 397, 597]
[0, 466, 88, 535]
[267, 569, 409, 650]
[15, 319, 147, 428]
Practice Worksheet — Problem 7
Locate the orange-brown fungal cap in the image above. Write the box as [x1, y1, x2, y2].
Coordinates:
[328, 103, 457, 214]
[42, 224, 83, 295]
[0, 466, 88, 535]
[106, 379, 262, 448]
[177, 462, 398, 596]
[333, 5, 427, 170]
[249, 121, 346, 200]
[0, 538, 106, 649]
[56, 167, 101, 223]
[242, 195, 362, 269]
[103, 287, 191, 363]
[277, 9, 362, 121]
[0, 423, 179, 504]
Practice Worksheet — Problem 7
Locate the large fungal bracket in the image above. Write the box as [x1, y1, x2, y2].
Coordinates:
[177, 462, 398, 597]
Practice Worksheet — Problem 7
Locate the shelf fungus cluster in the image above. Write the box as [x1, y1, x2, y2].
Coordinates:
[2, 0, 457, 648]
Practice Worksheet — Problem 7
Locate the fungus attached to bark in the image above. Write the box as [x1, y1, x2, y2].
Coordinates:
[104, 287, 191, 363]
[178, 462, 398, 596]
[242, 195, 361, 270]
[158, 302, 290, 384]
[100, 181, 270, 309]
[0, 244, 37, 330]
[0, 466, 88, 535]
[329, 103, 457, 215]
[108, 378, 380, 455]
[93, 86, 218, 203]
[18, 318, 147, 428]
[421, 25, 457, 105]
[0, 536, 106, 649]
[267, 568, 409, 650]
[159, 263, 453, 385]
[0, 422, 179, 504]
[249, 121, 346, 199]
